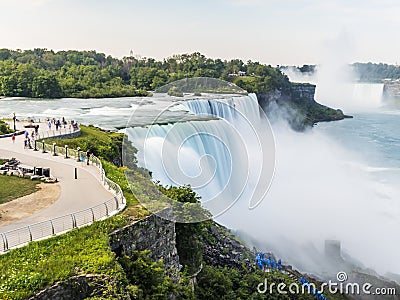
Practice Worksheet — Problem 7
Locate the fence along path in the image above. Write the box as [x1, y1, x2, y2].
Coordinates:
[0, 125, 126, 253]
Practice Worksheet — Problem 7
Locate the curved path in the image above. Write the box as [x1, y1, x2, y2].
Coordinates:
[0, 121, 115, 234]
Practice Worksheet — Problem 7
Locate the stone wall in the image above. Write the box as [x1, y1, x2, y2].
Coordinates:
[109, 208, 180, 273]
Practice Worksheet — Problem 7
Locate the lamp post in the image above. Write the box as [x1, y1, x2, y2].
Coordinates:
[42, 141, 47, 153]
[53, 143, 57, 156]
[13, 112, 16, 132]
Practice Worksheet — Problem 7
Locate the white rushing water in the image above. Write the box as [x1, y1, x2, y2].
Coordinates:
[316, 83, 385, 112]
[125, 94, 275, 217]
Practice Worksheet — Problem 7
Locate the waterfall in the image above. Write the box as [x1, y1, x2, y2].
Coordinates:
[182, 93, 261, 123]
[352, 83, 384, 107]
[315, 83, 385, 112]
[126, 93, 275, 217]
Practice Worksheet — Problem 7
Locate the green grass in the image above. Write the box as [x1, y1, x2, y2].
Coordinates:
[101, 160, 150, 220]
[47, 125, 120, 149]
[0, 176, 40, 205]
[0, 216, 129, 300]
[46, 125, 125, 166]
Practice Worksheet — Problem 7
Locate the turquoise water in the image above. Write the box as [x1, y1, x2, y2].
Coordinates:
[316, 110, 400, 183]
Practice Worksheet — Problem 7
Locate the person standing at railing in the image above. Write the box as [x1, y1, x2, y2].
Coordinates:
[11, 133, 16, 143]
[72, 121, 79, 131]
[56, 119, 61, 131]
[86, 150, 91, 166]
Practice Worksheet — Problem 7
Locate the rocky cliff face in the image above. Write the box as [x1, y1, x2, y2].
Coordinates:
[202, 223, 254, 270]
[109, 208, 180, 273]
[257, 83, 316, 108]
[290, 83, 317, 103]
[383, 82, 400, 100]
[29, 275, 127, 300]
[257, 83, 350, 130]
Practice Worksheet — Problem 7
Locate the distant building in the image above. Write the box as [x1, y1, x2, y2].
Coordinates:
[228, 71, 247, 77]
[325, 240, 343, 262]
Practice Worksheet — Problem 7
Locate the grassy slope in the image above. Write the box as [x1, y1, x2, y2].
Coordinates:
[0, 176, 40, 205]
[0, 217, 128, 299]
[45, 125, 124, 165]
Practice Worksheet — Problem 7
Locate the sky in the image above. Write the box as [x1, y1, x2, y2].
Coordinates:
[0, 0, 399, 65]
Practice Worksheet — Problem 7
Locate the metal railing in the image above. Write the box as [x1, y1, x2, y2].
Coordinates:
[35, 127, 79, 140]
[0, 127, 126, 253]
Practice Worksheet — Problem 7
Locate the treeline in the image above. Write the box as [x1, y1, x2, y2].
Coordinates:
[0, 49, 147, 98]
[353, 62, 400, 82]
[281, 62, 400, 83]
[279, 64, 316, 74]
[0, 49, 290, 98]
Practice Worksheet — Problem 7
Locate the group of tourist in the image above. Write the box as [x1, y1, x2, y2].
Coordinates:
[10, 115, 80, 148]
[255, 253, 328, 299]
[47, 117, 79, 131]
[299, 278, 328, 300]
[23, 130, 36, 149]
[255, 252, 283, 271]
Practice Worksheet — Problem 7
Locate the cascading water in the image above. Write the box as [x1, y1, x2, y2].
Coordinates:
[315, 83, 385, 112]
[126, 93, 275, 217]
[352, 83, 384, 107]
[182, 93, 261, 124]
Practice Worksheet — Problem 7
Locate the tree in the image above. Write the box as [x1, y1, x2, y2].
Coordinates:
[32, 73, 63, 98]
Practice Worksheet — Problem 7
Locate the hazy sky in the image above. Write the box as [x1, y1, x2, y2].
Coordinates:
[1, 0, 399, 65]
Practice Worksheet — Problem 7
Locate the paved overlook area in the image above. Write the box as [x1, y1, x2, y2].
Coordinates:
[0, 120, 115, 233]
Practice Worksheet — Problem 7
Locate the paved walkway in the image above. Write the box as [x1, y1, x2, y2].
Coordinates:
[0, 120, 114, 233]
